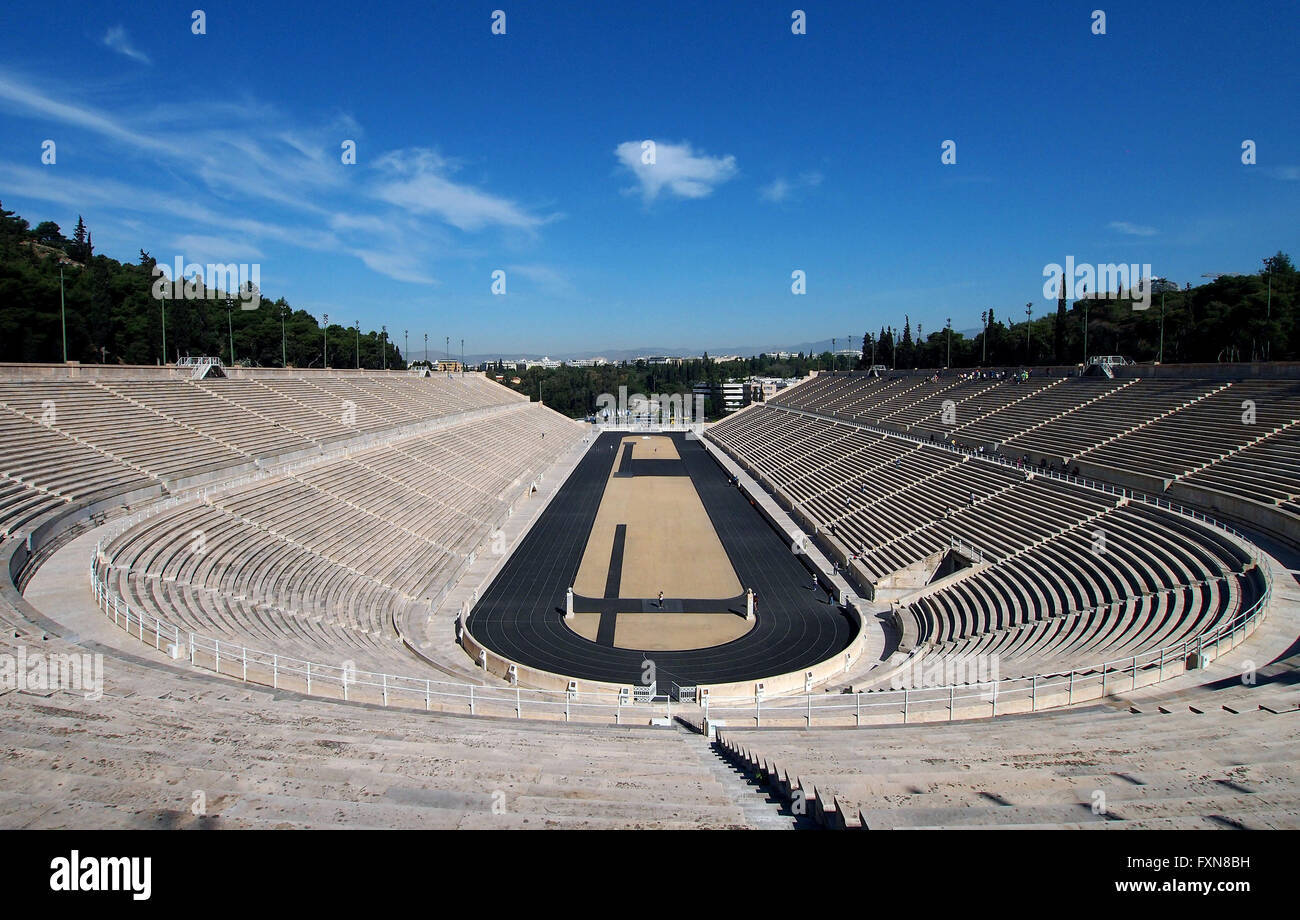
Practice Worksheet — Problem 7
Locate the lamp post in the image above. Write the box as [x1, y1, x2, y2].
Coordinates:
[461, 338, 464, 375]
[1081, 285, 1089, 364]
[226, 298, 235, 365]
[58, 264, 69, 363]
[946, 317, 952, 368]
[323, 313, 328, 368]
[1264, 269, 1273, 361]
[281, 304, 287, 367]
[981, 310, 988, 365]
[404, 330, 408, 369]
[1152, 280, 1175, 364]
[1024, 302, 1033, 363]
[382, 325, 387, 371]
[424, 332, 428, 367]
[356, 321, 360, 369]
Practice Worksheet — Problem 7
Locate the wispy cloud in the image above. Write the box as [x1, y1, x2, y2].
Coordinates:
[1108, 221, 1158, 237]
[371, 148, 550, 232]
[615, 140, 737, 202]
[507, 263, 574, 297]
[170, 234, 264, 262]
[760, 170, 822, 203]
[103, 26, 151, 65]
[0, 69, 553, 285]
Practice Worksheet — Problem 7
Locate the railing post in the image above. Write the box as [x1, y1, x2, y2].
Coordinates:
[1132, 655, 1138, 690]
[155, 619, 160, 650]
[949, 685, 955, 720]
[242, 647, 247, 682]
[306, 661, 311, 694]
[1032, 674, 1037, 711]
[469, 684, 475, 715]
[516, 687, 521, 718]
[273, 654, 278, 689]
[215, 639, 220, 675]
[903, 688, 909, 724]
[189, 632, 195, 664]
[1068, 669, 1074, 704]
[1159, 646, 1165, 681]
[383, 673, 388, 706]
[425, 680, 431, 712]
[806, 693, 811, 727]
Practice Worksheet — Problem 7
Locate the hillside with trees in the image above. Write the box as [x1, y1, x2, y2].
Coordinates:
[0, 203, 404, 368]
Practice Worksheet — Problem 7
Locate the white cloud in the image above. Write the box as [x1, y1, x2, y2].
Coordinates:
[507, 263, 574, 297]
[103, 26, 151, 65]
[1108, 221, 1158, 237]
[0, 71, 555, 285]
[615, 140, 737, 202]
[371, 148, 548, 232]
[170, 234, 264, 262]
[760, 170, 822, 203]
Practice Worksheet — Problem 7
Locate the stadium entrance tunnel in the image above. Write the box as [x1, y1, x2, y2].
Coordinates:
[464, 431, 858, 688]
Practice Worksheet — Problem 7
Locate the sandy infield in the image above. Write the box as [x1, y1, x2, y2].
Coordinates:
[612, 612, 752, 650]
[573, 437, 740, 600]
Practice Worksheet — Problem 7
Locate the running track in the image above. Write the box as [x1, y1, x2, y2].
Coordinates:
[465, 431, 854, 688]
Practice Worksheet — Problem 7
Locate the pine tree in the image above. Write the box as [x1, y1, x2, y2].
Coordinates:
[71, 215, 88, 262]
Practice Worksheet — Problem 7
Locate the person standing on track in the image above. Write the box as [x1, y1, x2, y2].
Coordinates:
[658, 590, 664, 609]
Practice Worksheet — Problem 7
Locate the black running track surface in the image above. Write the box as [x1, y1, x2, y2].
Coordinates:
[465, 431, 854, 687]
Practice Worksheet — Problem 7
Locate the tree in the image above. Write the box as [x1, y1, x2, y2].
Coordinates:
[71, 216, 89, 262]
[33, 221, 65, 247]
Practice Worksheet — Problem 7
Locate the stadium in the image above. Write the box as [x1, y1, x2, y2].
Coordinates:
[0, 3, 1297, 868]
[1, 359, 1297, 830]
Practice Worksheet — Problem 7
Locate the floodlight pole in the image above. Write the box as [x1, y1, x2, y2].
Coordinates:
[1025, 303, 1032, 361]
[323, 313, 328, 368]
[356, 321, 360, 369]
[1158, 286, 1166, 364]
[227, 299, 235, 365]
[382, 325, 387, 371]
[281, 305, 287, 367]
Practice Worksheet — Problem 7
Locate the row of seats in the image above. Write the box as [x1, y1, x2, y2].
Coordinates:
[707, 400, 1258, 679]
[763, 372, 1300, 508]
[98, 404, 583, 671]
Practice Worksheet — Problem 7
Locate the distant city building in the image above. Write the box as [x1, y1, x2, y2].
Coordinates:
[435, 360, 463, 373]
[745, 376, 799, 402]
[694, 379, 751, 414]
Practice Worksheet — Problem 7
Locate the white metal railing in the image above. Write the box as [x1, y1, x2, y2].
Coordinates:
[700, 572, 1270, 727]
[88, 561, 659, 724]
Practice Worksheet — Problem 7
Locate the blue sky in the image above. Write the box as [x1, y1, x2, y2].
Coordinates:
[0, 0, 1296, 357]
